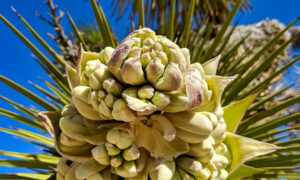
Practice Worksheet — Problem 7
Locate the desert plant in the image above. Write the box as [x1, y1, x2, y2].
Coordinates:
[0, 0, 299, 179]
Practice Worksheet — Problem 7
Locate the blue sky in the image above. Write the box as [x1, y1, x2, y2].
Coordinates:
[0, 0, 299, 174]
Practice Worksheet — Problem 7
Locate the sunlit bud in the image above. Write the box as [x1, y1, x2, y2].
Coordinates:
[123, 160, 137, 175]
[145, 57, 165, 84]
[151, 91, 171, 108]
[154, 62, 182, 91]
[99, 100, 113, 119]
[154, 50, 168, 65]
[112, 99, 138, 122]
[92, 144, 110, 165]
[138, 85, 154, 99]
[176, 157, 203, 177]
[106, 128, 120, 144]
[128, 46, 142, 58]
[105, 143, 121, 156]
[121, 57, 146, 85]
[110, 155, 123, 168]
[101, 47, 114, 65]
[122, 144, 140, 161]
[103, 78, 124, 97]
[115, 130, 133, 149]
[140, 52, 152, 67]
[88, 91, 99, 111]
[104, 94, 116, 108]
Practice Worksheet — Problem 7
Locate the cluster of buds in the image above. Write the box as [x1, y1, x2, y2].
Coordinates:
[173, 142, 231, 180]
[50, 28, 238, 180]
[56, 157, 120, 180]
[92, 127, 145, 178]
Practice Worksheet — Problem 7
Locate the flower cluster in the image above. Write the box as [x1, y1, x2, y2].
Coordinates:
[52, 28, 236, 180]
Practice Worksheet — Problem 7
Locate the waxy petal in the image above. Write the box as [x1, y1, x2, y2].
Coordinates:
[184, 68, 204, 110]
[145, 57, 165, 84]
[134, 118, 188, 158]
[121, 57, 146, 85]
[75, 158, 107, 179]
[123, 87, 158, 115]
[202, 55, 221, 75]
[149, 159, 175, 180]
[154, 62, 182, 91]
[165, 111, 213, 136]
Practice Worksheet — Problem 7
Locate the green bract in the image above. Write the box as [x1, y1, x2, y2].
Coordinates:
[37, 28, 281, 180]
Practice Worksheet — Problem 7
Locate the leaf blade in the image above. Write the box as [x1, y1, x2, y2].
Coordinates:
[224, 93, 257, 133]
[0, 75, 56, 111]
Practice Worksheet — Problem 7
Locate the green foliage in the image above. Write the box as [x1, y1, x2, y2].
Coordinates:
[112, 0, 252, 27]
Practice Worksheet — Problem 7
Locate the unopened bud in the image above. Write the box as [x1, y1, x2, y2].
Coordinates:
[116, 130, 133, 149]
[151, 91, 171, 108]
[101, 47, 114, 65]
[195, 168, 211, 180]
[181, 48, 190, 67]
[169, 48, 186, 71]
[123, 160, 137, 175]
[218, 169, 228, 180]
[140, 52, 151, 67]
[73, 86, 91, 102]
[143, 38, 154, 46]
[103, 78, 124, 97]
[213, 154, 229, 169]
[88, 91, 99, 111]
[75, 158, 107, 179]
[154, 62, 182, 91]
[154, 50, 168, 65]
[89, 73, 102, 90]
[187, 138, 214, 157]
[92, 144, 110, 165]
[211, 122, 226, 144]
[142, 46, 151, 53]
[176, 157, 203, 177]
[138, 85, 154, 99]
[104, 94, 116, 108]
[110, 155, 123, 168]
[97, 90, 107, 100]
[85, 60, 100, 77]
[99, 101, 113, 119]
[106, 128, 120, 144]
[105, 143, 121, 156]
[202, 112, 218, 129]
[121, 57, 146, 85]
[149, 159, 175, 180]
[153, 42, 163, 51]
[93, 64, 112, 84]
[145, 58, 165, 84]
[127, 46, 142, 58]
[195, 150, 214, 164]
[122, 144, 140, 161]
[112, 99, 138, 122]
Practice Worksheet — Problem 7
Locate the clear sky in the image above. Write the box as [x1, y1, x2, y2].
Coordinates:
[0, 0, 299, 174]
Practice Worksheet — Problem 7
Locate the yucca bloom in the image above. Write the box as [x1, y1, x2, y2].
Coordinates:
[38, 28, 281, 180]
[0, 0, 298, 179]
